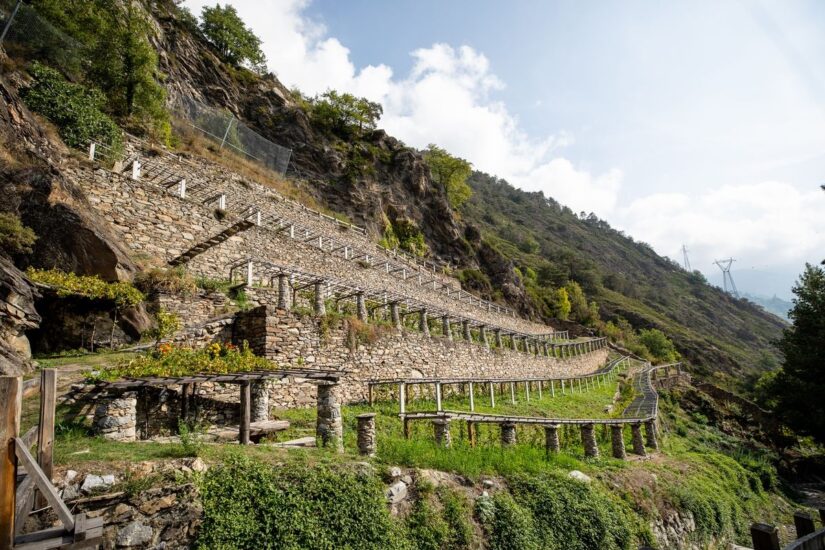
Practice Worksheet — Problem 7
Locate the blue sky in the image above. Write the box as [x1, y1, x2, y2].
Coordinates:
[185, 0, 825, 298]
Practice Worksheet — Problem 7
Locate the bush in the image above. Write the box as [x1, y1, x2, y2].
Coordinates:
[638, 328, 680, 363]
[0, 213, 37, 255]
[26, 267, 143, 308]
[135, 267, 197, 296]
[90, 341, 271, 381]
[197, 456, 406, 549]
[146, 309, 181, 346]
[22, 62, 123, 152]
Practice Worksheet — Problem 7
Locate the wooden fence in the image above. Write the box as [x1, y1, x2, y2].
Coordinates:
[751, 510, 825, 550]
[1, 372, 103, 550]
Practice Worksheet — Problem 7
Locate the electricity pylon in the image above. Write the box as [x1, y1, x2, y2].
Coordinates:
[713, 258, 739, 298]
[681, 245, 691, 271]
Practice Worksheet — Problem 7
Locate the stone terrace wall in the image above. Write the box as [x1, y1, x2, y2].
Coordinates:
[234, 306, 609, 405]
[67, 162, 549, 336]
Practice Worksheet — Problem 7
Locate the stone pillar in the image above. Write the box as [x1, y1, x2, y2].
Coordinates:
[356, 413, 377, 456]
[581, 423, 599, 458]
[313, 281, 326, 316]
[316, 383, 343, 452]
[462, 320, 472, 341]
[442, 316, 452, 340]
[251, 381, 270, 422]
[631, 423, 647, 456]
[94, 392, 137, 442]
[495, 329, 503, 348]
[644, 420, 658, 450]
[356, 292, 367, 322]
[543, 341, 550, 356]
[544, 424, 560, 455]
[610, 425, 626, 460]
[277, 274, 291, 309]
[419, 310, 430, 337]
[500, 423, 517, 446]
[390, 302, 401, 329]
[480, 326, 489, 349]
[433, 418, 451, 447]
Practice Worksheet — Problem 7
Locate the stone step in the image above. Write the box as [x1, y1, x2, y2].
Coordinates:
[268, 436, 316, 448]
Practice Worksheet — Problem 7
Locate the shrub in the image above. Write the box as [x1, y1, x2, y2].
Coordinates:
[135, 267, 197, 296]
[0, 213, 37, 255]
[22, 62, 123, 152]
[26, 267, 143, 308]
[484, 493, 540, 550]
[197, 456, 406, 549]
[638, 328, 680, 363]
[146, 309, 181, 346]
[90, 341, 270, 381]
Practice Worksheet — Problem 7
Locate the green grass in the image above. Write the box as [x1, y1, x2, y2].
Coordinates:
[35, 349, 140, 369]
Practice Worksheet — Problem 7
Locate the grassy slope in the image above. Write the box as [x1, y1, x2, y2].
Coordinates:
[461, 172, 787, 383]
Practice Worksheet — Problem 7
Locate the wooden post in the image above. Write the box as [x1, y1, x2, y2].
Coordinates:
[36, 369, 57, 509]
[239, 381, 251, 445]
[793, 511, 816, 538]
[489, 382, 495, 408]
[537, 380, 542, 399]
[561, 379, 565, 395]
[551, 380, 555, 397]
[403, 417, 410, 439]
[467, 421, 476, 448]
[468, 382, 475, 412]
[435, 382, 442, 412]
[510, 382, 515, 404]
[368, 384, 374, 406]
[1, 376, 22, 550]
[750, 523, 780, 550]
[525, 381, 530, 402]
[399, 383, 406, 415]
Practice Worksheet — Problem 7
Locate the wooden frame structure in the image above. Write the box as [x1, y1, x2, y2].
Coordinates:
[1, 372, 103, 550]
[96, 368, 344, 445]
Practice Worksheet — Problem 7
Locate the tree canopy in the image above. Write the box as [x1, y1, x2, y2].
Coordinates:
[200, 3, 267, 73]
[309, 90, 383, 138]
[423, 145, 473, 209]
[769, 264, 825, 443]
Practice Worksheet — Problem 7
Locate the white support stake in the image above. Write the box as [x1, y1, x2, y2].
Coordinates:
[469, 382, 474, 412]
[435, 382, 442, 412]
[246, 260, 254, 286]
[489, 382, 495, 408]
[178, 179, 187, 198]
[399, 383, 406, 414]
[131, 159, 141, 180]
[218, 194, 226, 210]
[88, 142, 96, 161]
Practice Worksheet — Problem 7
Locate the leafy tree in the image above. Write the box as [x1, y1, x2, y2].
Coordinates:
[309, 90, 383, 137]
[638, 328, 680, 363]
[770, 264, 825, 443]
[200, 3, 267, 73]
[551, 288, 571, 320]
[424, 144, 472, 209]
[0, 213, 37, 255]
[564, 281, 589, 322]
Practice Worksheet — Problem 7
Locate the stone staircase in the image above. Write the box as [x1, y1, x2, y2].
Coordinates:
[169, 219, 256, 266]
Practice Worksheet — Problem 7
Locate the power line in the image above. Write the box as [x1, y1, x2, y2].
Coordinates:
[713, 258, 739, 298]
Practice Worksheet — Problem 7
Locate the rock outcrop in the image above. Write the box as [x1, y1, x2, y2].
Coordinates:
[0, 255, 39, 374]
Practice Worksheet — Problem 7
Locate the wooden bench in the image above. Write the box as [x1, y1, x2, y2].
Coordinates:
[249, 420, 290, 443]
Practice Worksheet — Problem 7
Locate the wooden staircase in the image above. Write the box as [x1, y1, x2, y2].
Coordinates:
[169, 219, 255, 266]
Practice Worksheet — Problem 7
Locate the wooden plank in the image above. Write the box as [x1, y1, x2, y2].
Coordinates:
[239, 381, 251, 445]
[37, 369, 57, 510]
[13, 439, 74, 531]
[1, 376, 22, 550]
[14, 474, 35, 535]
[21, 426, 38, 449]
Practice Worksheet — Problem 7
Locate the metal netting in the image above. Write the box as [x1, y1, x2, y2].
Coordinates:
[172, 96, 292, 175]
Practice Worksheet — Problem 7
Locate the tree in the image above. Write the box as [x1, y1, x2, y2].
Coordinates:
[200, 3, 267, 73]
[310, 90, 383, 137]
[551, 288, 571, 320]
[638, 328, 680, 364]
[564, 281, 589, 323]
[770, 264, 825, 443]
[423, 145, 472, 209]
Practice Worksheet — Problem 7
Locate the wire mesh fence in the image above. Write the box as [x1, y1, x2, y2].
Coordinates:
[172, 96, 292, 175]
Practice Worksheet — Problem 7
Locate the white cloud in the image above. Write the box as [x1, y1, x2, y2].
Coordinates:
[182, 0, 825, 279]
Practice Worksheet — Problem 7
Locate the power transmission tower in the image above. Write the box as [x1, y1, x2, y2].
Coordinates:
[681, 244, 691, 271]
[713, 258, 739, 298]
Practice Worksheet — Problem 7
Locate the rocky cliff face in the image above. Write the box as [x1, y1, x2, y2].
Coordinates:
[0, 255, 39, 374]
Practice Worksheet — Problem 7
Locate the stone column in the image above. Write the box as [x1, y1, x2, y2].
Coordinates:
[581, 423, 599, 458]
[277, 274, 291, 309]
[390, 302, 402, 329]
[316, 383, 343, 452]
[313, 281, 326, 316]
[631, 423, 647, 456]
[251, 380, 270, 422]
[495, 329, 503, 348]
[644, 420, 658, 450]
[94, 392, 137, 442]
[610, 425, 626, 460]
[356, 292, 367, 322]
[500, 423, 517, 446]
[480, 326, 489, 349]
[544, 424, 560, 455]
[442, 316, 452, 341]
[433, 418, 451, 447]
[419, 310, 430, 337]
[462, 320, 472, 341]
[543, 341, 550, 356]
[356, 413, 377, 456]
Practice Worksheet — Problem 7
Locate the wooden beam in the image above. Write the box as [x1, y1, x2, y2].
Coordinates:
[13, 439, 74, 531]
[14, 475, 35, 535]
[1, 376, 22, 550]
[37, 369, 57, 509]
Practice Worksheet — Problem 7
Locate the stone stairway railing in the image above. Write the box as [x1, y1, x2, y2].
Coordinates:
[232, 259, 587, 351]
[89, 138, 524, 324]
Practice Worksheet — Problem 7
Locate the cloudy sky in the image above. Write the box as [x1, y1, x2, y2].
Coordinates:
[184, 0, 825, 298]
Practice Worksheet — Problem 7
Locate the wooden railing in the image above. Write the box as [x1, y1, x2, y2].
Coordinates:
[1, 372, 103, 550]
[751, 510, 825, 550]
